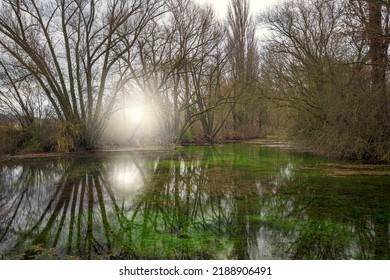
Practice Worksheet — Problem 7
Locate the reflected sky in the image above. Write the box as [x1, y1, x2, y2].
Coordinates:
[0, 145, 389, 260]
[107, 158, 150, 198]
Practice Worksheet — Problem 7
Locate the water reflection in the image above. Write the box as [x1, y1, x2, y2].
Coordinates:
[107, 158, 150, 198]
[0, 145, 389, 259]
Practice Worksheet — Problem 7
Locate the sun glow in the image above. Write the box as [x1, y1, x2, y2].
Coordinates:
[109, 161, 148, 197]
[126, 104, 145, 125]
[104, 95, 164, 146]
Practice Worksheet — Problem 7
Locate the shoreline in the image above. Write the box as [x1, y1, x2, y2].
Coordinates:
[2, 137, 386, 165]
[0, 137, 281, 162]
[0, 145, 177, 162]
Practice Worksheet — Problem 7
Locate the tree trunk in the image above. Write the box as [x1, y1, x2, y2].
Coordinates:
[368, 1, 388, 94]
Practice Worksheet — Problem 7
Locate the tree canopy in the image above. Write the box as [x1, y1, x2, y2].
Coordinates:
[0, 0, 389, 161]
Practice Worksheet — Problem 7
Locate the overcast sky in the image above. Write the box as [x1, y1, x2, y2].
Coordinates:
[195, 0, 281, 18]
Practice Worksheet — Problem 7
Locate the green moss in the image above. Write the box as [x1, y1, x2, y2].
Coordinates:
[1, 142, 389, 259]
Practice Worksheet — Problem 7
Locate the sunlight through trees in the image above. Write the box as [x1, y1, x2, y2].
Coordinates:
[0, 0, 389, 161]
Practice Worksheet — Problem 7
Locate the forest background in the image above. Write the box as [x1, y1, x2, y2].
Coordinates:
[0, 0, 389, 162]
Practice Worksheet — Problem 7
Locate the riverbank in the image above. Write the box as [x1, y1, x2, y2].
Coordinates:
[0, 136, 282, 160]
[0, 145, 176, 163]
[1, 136, 388, 165]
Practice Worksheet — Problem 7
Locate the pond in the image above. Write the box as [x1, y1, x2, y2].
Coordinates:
[0, 142, 389, 260]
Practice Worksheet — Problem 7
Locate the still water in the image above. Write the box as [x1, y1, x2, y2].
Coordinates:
[0, 143, 389, 259]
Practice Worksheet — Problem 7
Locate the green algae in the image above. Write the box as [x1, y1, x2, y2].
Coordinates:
[0, 143, 389, 259]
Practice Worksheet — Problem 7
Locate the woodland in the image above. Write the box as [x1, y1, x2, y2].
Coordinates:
[0, 0, 389, 162]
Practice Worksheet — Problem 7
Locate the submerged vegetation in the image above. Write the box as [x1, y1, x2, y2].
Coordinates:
[0, 143, 389, 260]
[0, 0, 388, 162]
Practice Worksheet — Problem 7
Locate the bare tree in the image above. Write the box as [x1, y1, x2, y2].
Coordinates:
[165, 0, 210, 142]
[178, 4, 231, 143]
[260, 0, 390, 161]
[348, 0, 390, 94]
[367, 1, 389, 94]
[227, 0, 260, 135]
[152, 0, 232, 143]
[0, 59, 52, 128]
[260, 0, 348, 114]
[0, 0, 164, 148]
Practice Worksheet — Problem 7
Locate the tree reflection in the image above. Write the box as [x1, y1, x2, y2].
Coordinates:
[257, 160, 390, 259]
[0, 159, 116, 259]
[0, 146, 389, 259]
[121, 146, 264, 259]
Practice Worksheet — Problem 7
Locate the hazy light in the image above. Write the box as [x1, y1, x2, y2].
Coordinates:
[105, 94, 163, 145]
[126, 103, 145, 125]
[109, 161, 148, 197]
[119, 96, 148, 127]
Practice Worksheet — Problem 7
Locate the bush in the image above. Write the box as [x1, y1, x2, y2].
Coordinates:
[0, 120, 78, 155]
[0, 124, 21, 155]
[290, 90, 390, 162]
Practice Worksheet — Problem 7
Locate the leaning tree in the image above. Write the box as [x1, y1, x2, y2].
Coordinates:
[0, 0, 164, 148]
